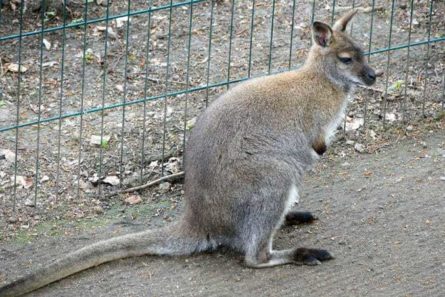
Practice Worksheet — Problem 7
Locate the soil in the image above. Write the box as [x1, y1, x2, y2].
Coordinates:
[0, 129, 444, 297]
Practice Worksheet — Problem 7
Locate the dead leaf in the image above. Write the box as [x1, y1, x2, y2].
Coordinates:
[12, 176, 33, 189]
[7, 63, 28, 73]
[165, 158, 181, 174]
[43, 38, 51, 50]
[385, 113, 397, 123]
[106, 27, 118, 39]
[0, 149, 16, 163]
[90, 135, 111, 146]
[24, 199, 35, 207]
[42, 61, 58, 68]
[159, 182, 171, 193]
[345, 117, 364, 131]
[40, 175, 50, 183]
[103, 175, 120, 186]
[354, 143, 365, 153]
[115, 84, 124, 92]
[363, 170, 373, 177]
[88, 174, 100, 186]
[125, 194, 142, 205]
[186, 117, 196, 130]
[115, 16, 129, 28]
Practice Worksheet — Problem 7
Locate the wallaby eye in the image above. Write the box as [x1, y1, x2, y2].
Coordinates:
[338, 56, 353, 64]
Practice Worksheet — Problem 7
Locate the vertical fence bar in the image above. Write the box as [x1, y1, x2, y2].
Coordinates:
[421, 0, 433, 117]
[205, 0, 215, 107]
[119, 0, 133, 183]
[330, 0, 336, 25]
[310, 0, 316, 30]
[267, 0, 276, 74]
[349, 0, 356, 36]
[442, 72, 445, 111]
[33, 0, 47, 206]
[98, 0, 111, 195]
[342, 0, 357, 138]
[12, 1, 25, 211]
[54, 0, 69, 198]
[247, 0, 256, 78]
[382, 0, 396, 127]
[401, 0, 414, 123]
[182, 0, 194, 163]
[140, 0, 154, 182]
[226, 0, 236, 88]
[77, 0, 89, 196]
[363, 0, 376, 130]
[160, 0, 174, 176]
[288, 0, 297, 69]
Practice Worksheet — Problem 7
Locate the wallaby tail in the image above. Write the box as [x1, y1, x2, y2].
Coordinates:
[0, 222, 204, 297]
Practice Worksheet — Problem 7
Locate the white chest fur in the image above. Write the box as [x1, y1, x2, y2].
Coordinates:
[285, 184, 299, 214]
[324, 94, 351, 145]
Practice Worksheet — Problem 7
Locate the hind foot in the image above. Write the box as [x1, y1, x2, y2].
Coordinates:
[293, 248, 334, 265]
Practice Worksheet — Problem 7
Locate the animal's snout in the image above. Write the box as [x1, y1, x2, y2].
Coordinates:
[362, 66, 376, 86]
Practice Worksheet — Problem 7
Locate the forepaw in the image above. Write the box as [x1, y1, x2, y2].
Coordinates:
[285, 211, 318, 226]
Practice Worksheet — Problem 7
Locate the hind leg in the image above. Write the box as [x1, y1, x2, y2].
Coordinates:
[242, 202, 332, 268]
[244, 235, 334, 268]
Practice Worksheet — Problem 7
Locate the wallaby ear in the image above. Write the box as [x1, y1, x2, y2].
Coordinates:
[312, 22, 333, 47]
[333, 9, 358, 32]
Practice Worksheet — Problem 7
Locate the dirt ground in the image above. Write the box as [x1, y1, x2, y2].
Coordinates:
[0, 129, 444, 297]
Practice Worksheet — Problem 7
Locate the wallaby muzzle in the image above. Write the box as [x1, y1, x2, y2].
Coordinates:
[361, 64, 376, 86]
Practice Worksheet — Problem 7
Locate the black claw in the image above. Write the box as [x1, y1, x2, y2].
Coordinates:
[302, 255, 321, 266]
[294, 248, 334, 265]
[311, 249, 334, 261]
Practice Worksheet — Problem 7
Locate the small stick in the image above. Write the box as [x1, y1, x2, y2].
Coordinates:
[106, 171, 184, 198]
[358, 85, 384, 93]
[334, 6, 385, 14]
[133, 74, 188, 86]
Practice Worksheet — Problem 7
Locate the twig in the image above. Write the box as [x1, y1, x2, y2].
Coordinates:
[144, 147, 179, 165]
[334, 6, 385, 14]
[0, 58, 4, 77]
[358, 85, 384, 93]
[105, 171, 184, 198]
[122, 167, 155, 188]
[134, 74, 188, 86]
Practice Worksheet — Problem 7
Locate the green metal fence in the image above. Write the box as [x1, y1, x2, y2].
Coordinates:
[0, 0, 444, 219]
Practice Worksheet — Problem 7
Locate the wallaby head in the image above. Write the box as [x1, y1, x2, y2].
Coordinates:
[308, 9, 376, 90]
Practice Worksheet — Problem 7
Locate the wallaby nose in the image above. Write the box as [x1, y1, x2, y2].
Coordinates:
[367, 70, 376, 81]
[365, 67, 376, 85]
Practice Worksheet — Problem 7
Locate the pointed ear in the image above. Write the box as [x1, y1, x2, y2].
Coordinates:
[333, 9, 358, 32]
[312, 22, 333, 47]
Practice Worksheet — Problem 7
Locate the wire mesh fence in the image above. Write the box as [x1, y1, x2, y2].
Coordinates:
[0, 0, 444, 225]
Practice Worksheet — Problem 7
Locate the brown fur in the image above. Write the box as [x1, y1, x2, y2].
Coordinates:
[0, 10, 376, 297]
[312, 135, 328, 155]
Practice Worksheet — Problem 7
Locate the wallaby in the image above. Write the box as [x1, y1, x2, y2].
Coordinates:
[0, 10, 376, 297]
